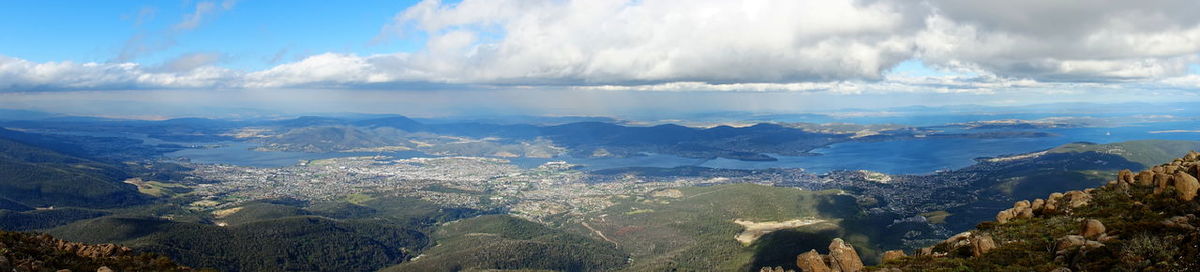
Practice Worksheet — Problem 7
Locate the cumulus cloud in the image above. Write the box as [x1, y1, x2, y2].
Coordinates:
[3, 0, 1200, 93]
[0, 55, 237, 91]
[917, 0, 1200, 81]
[253, 0, 1200, 89]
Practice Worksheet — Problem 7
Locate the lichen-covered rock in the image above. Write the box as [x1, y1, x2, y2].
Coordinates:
[1080, 219, 1105, 239]
[827, 238, 864, 272]
[796, 249, 831, 272]
[1175, 172, 1200, 201]
[1031, 198, 1045, 212]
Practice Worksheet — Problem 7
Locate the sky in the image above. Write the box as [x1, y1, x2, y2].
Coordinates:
[0, 0, 1199, 118]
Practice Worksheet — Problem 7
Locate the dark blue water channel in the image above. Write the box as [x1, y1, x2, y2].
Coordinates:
[166, 120, 1200, 174]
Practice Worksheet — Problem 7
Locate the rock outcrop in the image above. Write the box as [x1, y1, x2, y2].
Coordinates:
[0, 230, 192, 272]
[1175, 171, 1200, 201]
[795, 250, 831, 272]
[1080, 219, 1105, 239]
[793, 239, 864, 272]
[760, 266, 793, 272]
[969, 234, 996, 257]
[789, 151, 1200, 271]
[881, 250, 906, 263]
[827, 238, 864, 272]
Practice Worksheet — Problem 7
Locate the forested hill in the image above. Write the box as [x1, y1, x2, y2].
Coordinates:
[0, 129, 147, 208]
[0, 230, 196, 271]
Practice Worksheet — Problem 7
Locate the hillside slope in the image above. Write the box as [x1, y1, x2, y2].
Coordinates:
[384, 215, 628, 272]
[785, 151, 1200, 271]
[0, 136, 147, 208]
[47, 215, 428, 272]
[1049, 140, 1200, 168]
[0, 230, 195, 272]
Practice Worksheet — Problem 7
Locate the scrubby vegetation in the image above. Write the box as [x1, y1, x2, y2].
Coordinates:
[874, 153, 1200, 271]
[384, 215, 628, 272]
[0, 230, 198, 271]
[48, 215, 429, 272]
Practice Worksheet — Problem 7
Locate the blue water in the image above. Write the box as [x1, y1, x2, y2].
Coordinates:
[164, 120, 1200, 173]
[532, 121, 1200, 174]
[168, 142, 428, 167]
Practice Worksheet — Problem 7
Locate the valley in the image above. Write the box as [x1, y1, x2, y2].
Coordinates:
[1, 112, 1198, 271]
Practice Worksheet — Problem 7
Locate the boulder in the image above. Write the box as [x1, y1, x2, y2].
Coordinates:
[96, 267, 114, 272]
[995, 209, 1015, 223]
[1016, 206, 1034, 219]
[881, 250, 907, 263]
[1031, 198, 1045, 213]
[1055, 235, 1088, 253]
[796, 250, 831, 272]
[1012, 201, 1034, 218]
[1048, 192, 1065, 204]
[1154, 173, 1173, 194]
[1042, 202, 1058, 214]
[1064, 191, 1091, 209]
[1175, 172, 1200, 201]
[827, 238, 864, 272]
[1185, 151, 1199, 161]
[1166, 165, 1180, 174]
[970, 234, 996, 257]
[760, 266, 787, 272]
[1137, 170, 1155, 186]
[1118, 169, 1135, 184]
[1080, 219, 1105, 239]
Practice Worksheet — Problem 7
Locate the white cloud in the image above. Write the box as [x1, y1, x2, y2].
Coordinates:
[916, 0, 1200, 81]
[3, 0, 1200, 94]
[0, 55, 237, 91]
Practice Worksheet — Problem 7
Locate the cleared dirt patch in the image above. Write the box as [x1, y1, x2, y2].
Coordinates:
[733, 218, 826, 245]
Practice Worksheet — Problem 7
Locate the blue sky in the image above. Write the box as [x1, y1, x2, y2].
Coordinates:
[0, 0, 425, 70]
[0, 0, 1198, 118]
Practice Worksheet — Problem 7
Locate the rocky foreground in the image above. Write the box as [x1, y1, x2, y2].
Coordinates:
[767, 151, 1200, 272]
[0, 231, 196, 272]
